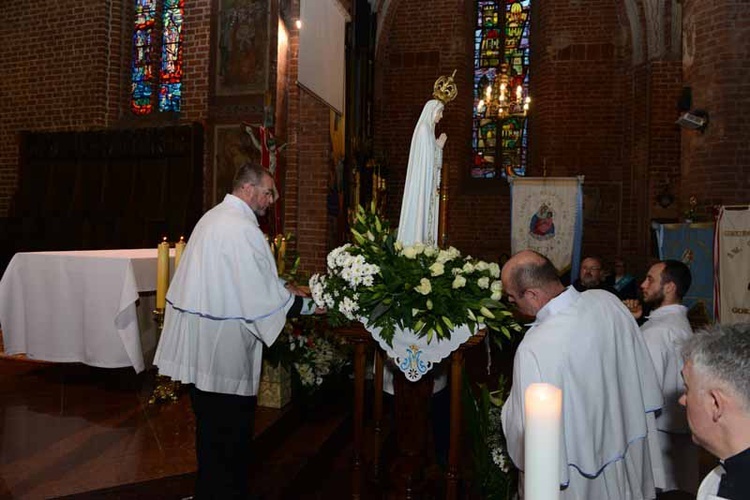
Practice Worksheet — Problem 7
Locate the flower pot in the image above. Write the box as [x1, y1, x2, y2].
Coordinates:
[258, 359, 292, 408]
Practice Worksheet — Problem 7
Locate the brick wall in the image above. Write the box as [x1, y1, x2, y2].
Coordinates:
[680, 0, 750, 211]
[0, 0, 211, 217]
[281, 0, 335, 274]
[376, 0, 637, 262]
[374, 0, 706, 271]
[295, 92, 332, 273]
[2, 0, 747, 275]
[0, 1, 119, 215]
[526, 0, 632, 264]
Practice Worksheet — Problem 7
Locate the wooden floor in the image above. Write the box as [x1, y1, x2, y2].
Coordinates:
[0, 355, 354, 500]
[0, 337, 706, 500]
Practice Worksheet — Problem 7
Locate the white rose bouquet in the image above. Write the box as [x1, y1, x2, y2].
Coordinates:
[309, 204, 520, 346]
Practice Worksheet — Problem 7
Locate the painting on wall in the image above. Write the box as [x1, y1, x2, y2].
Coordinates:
[213, 124, 260, 204]
[216, 0, 269, 96]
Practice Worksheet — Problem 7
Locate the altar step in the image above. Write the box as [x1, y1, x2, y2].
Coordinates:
[249, 391, 355, 499]
[55, 385, 355, 500]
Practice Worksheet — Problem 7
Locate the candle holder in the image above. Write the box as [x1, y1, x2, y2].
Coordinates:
[153, 307, 165, 329]
[148, 307, 181, 405]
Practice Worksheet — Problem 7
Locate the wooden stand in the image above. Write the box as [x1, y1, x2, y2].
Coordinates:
[336, 324, 485, 499]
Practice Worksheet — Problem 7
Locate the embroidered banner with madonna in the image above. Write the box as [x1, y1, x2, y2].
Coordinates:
[509, 176, 584, 279]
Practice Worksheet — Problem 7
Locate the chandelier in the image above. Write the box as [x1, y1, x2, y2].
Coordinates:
[476, 63, 530, 118]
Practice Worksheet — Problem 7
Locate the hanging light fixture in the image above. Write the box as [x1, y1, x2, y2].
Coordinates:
[476, 63, 530, 118]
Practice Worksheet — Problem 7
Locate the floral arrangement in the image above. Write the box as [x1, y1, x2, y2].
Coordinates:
[265, 318, 351, 392]
[463, 374, 516, 499]
[285, 320, 351, 389]
[309, 203, 520, 346]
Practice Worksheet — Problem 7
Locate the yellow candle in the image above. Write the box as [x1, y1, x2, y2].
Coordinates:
[277, 236, 287, 275]
[174, 236, 186, 270]
[156, 237, 170, 310]
[524, 383, 563, 499]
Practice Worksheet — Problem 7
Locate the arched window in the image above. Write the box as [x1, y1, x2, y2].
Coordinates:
[131, 0, 184, 115]
[472, 0, 530, 178]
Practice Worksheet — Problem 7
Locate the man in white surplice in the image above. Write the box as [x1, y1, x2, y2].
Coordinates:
[500, 250, 665, 499]
[625, 260, 699, 494]
[154, 163, 317, 500]
[396, 98, 446, 246]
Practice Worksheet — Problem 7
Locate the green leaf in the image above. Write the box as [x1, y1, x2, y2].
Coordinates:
[434, 321, 444, 338]
[480, 306, 495, 319]
[442, 316, 454, 330]
[369, 301, 391, 322]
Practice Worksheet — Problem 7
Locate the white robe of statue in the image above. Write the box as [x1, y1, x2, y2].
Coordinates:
[397, 99, 446, 246]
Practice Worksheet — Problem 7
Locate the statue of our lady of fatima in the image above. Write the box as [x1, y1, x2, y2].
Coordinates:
[397, 70, 458, 247]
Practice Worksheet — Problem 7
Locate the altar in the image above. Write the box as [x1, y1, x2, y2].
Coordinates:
[0, 249, 173, 372]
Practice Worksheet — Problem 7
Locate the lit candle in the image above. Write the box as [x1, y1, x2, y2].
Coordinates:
[524, 383, 562, 500]
[516, 85, 523, 101]
[174, 236, 186, 270]
[156, 237, 170, 310]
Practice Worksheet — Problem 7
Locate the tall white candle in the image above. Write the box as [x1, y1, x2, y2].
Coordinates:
[524, 383, 562, 500]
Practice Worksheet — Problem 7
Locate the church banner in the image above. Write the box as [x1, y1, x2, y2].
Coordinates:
[509, 176, 584, 277]
[653, 222, 715, 322]
[715, 206, 750, 323]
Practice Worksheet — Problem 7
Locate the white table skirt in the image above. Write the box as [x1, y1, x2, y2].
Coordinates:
[0, 249, 174, 372]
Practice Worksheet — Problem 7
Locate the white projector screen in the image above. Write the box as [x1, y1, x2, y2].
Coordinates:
[298, 0, 349, 115]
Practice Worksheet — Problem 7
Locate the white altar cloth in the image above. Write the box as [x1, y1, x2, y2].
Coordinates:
[0, 249, 173, 372]
[368, 323, 476, 381]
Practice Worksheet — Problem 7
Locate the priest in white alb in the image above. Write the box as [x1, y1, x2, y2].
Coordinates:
[500, 250, 665, 499]
[154, 163, 319, 500]
[625, 260, 699, 494]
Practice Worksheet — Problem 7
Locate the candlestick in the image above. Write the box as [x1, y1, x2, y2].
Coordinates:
[174, 236, 186, 270]
[524, 383, 562, 500]
[156, 237, 170, 310]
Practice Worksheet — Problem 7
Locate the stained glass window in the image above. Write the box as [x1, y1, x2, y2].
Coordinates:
[131, 0, 184, 115]
[472, 0, 530, 178]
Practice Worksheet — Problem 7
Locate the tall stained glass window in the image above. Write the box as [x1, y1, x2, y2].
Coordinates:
[131, 0, 184, 115]
[472, 0, 530, 178]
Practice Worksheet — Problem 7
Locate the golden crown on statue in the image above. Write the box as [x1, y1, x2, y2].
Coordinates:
[433, 70, 458, 104]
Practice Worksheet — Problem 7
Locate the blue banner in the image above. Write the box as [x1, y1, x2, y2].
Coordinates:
[653, 222, 715, 321]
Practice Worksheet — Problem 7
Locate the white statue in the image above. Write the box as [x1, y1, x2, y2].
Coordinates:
[397, 100, 446, 246]
[397, 71, 457, 247]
